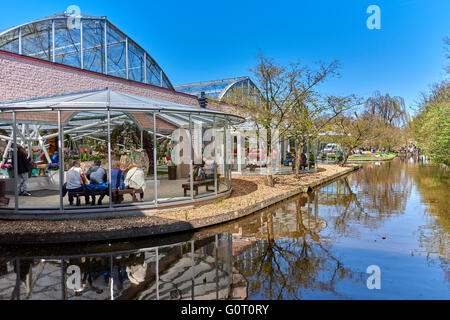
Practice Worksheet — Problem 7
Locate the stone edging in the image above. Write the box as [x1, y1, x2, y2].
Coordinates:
[0, 166, 361, 244]
[348, 157, 396, 162]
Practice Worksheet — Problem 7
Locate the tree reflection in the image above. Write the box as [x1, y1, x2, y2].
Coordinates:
[319, 162, 413, 236]
[351, 161, 411, 217]
[411, 163, 449, 275]
[234, 195, 364, 299]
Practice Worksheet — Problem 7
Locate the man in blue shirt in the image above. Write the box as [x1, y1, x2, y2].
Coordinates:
[86, 159, 108, 205]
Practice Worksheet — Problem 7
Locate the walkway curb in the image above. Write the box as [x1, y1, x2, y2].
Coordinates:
[0, 166, 361, 244]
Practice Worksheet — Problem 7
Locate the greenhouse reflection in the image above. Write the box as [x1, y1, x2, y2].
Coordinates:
[0, 234, 247, 300]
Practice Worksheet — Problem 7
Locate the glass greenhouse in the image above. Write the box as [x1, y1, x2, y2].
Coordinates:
[0, 88, 244, 214]
[174, 77, 259, 100]
[0, 13, 173, 89]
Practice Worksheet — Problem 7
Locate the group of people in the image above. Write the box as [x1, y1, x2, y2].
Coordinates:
[64, 159, 146, 206]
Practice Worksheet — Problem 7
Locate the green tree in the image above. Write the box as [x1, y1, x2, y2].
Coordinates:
[413, 90, 450, 165]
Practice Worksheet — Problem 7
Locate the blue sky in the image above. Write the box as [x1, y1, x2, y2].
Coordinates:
[0, 0, 449, 113]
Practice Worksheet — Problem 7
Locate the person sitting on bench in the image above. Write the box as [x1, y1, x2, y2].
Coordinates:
[86, 159, 108, 205]
[203, 158, 215, 179]
[111, 161, 126, 203]
[65, 160, 89, 206]
[124, 163, 145, 201]
[197, 166, 206, 181]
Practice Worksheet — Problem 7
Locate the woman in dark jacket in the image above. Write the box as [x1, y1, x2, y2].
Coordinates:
[17, 146, 32, 196]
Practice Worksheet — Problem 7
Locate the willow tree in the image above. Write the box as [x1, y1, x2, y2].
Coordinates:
[224, 54, 299, 186]
[364, 91, 409, 151]
[365, 91, 408, 127]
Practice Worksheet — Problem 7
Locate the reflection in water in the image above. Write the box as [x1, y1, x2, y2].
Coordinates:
[0, 159, 448, 299]
[0, 235, 241, 300]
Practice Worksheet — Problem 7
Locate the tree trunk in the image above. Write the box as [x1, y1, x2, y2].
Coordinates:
[264, 127, 274, 187]
[294, 144, 303, 176]
[340, 148, 350, 166]
[265, 174, 274, 187]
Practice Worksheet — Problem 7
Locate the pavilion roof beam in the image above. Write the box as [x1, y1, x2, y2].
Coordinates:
[43, 114, 127, 140]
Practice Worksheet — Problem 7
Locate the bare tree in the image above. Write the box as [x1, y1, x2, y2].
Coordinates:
[224, 54, 298, 186]
[331, 111, 382, 166]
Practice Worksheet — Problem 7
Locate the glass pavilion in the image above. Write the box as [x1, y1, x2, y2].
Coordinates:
[0, 88, 244, 214]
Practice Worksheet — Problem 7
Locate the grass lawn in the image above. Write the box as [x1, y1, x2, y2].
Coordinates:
[348, 153, 396, 161]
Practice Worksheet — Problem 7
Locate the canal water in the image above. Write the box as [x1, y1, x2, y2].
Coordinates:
[0, 159, 448, 300]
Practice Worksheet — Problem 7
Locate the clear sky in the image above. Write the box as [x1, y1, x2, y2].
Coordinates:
[0, 0, 449, 112]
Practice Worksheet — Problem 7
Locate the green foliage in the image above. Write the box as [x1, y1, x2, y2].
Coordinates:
[111, 121, 154, 170]
[413, 95, 450, 165]
[111, 122, 140, 151]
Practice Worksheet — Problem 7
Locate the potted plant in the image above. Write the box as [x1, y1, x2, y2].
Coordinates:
[0, 163, 13, 178]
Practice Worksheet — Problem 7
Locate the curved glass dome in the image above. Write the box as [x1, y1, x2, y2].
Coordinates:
[0, 13, 174, 90]
[174, 77, 259, 100]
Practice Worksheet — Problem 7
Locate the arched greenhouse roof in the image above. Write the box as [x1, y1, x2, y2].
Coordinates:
[174, 77, 260, 100]
[0, 13, 174, 90]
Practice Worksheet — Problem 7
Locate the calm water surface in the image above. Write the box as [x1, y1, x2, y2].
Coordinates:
[0, 159, 448, 300]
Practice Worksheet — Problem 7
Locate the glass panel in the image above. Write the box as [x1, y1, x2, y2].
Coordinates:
[4, 258, 64, 299]
[21, 21, 52, 61]
[156, 113, 191, 203]
[63, 111, 110, 209]
[216, 123, 228, 192]
[128, 40, 144, 82]
[193, 115, 215, 198]
[14, 111, 60, 210]
[82, 19, 105, 74]
[63, 256, 113, 300]
[0, 28, 19, 53]
[110, 112, 155, 207]
[0, 114, 15, 210]
[106, 23, 126, 79]
[54, 19, 81, 68]
[145, 56, 161, 87]
[161, 75, 171, 89]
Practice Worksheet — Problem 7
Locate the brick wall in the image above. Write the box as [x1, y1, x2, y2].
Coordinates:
[0, 51, 199, 106]
[0, 51, 237, 129]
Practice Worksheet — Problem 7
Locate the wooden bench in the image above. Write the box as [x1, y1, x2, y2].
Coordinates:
[112, 188, 144, 204]
[67, 191, 88, 206]
[182, 179, 214, 196]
